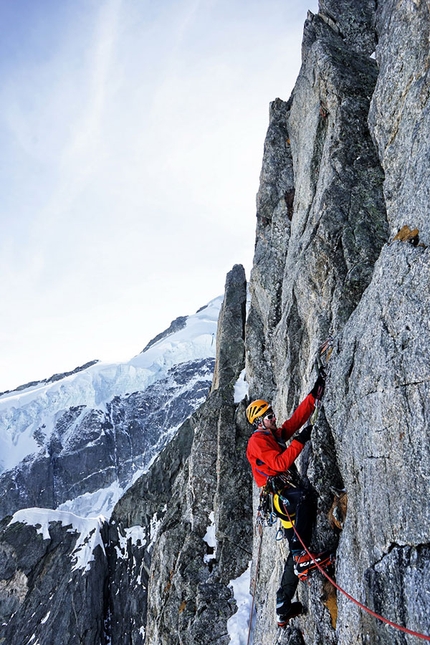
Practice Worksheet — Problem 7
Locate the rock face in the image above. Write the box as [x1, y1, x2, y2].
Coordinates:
[0, 513, 107, 645]
[0, 266, 250, 645]
[106, 264, 251, 645]
[245, 2, 430, 645]
[0, 2, 429, 644]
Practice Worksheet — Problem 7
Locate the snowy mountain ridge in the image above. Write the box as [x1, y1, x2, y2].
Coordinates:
[0, 296, 221, 475]
[9, 508, 106, 573]
[0, 296, 222, 521]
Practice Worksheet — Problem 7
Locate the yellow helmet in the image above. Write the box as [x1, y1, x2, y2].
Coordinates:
[246, 399, 271, 425]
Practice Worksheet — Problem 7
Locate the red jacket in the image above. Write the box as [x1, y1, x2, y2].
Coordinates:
[246, 393, 315, 487]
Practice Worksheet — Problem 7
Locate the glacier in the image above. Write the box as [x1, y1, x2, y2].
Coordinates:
[0, 296, 222, 519]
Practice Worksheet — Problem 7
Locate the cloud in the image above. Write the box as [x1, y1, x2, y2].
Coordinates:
[59, 0, 122, 176]
[0, 0, 318, 391]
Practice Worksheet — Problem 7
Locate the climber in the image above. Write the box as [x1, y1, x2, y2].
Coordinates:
[246, 373, 329, 628]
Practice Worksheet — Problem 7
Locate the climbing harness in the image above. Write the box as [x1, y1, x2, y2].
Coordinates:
[283, 505, 430, 641]
[257, 472, 302, 532]
[273, 493, 295, 531]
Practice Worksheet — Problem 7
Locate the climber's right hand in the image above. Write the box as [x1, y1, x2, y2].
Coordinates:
[295, 425, 312, 445]
[310, 371, 326, 400]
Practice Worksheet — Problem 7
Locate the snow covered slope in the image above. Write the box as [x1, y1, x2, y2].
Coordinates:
[0, 296, 222, 519]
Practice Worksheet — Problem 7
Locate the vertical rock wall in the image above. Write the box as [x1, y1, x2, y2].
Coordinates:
[327, 2, 430, 643]
[0, 4, 429, 645]
[107, 265, 252, 645]
[245, 2, 430, 644]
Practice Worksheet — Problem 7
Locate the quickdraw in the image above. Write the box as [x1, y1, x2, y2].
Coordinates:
[256, 485, 277, 528]
[316, 336, 334, 372]
[310, 336, 333, 425]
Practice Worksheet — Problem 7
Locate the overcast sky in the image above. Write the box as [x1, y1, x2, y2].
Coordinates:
[0, 0, 318, 393]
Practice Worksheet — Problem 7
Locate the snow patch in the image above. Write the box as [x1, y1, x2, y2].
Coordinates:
[9, 508, 106, 573]
[116, 525, 147, 560]
[203, 510, 217, 563]
[57, 480, 124, 519]
[40, 611, 50, 624]
[149, 504, 167, 549]
[124, 524, 147, 546]
[234, 369, 248, 403]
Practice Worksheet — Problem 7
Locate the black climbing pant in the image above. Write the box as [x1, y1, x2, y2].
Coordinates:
[277, 552, 298, 609]
[280, 487, 313, 553]
[277, 487, 314, 606]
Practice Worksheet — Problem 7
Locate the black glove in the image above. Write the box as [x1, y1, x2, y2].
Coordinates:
[295, 425, 312, 445]
[310, 371, 326, 400]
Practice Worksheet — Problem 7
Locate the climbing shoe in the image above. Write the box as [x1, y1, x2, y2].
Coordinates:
[293, 550, 334, 581]
[277, 601, 303, 627]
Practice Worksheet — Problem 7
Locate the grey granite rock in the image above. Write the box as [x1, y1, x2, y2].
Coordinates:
[369, 0, 430, 241]
[1, 2, 430, 644]
[245, 3, 430, 645]
[317, 0, 376, 55]
[106, 265, 251, 645]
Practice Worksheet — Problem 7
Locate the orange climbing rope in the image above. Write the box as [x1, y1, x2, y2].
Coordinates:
[284, 507, 430, 641]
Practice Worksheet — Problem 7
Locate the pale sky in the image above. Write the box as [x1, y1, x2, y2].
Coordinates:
[0, 0, 318, 393]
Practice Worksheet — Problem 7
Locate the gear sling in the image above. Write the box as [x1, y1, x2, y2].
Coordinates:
[259, 472, 313, 549]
